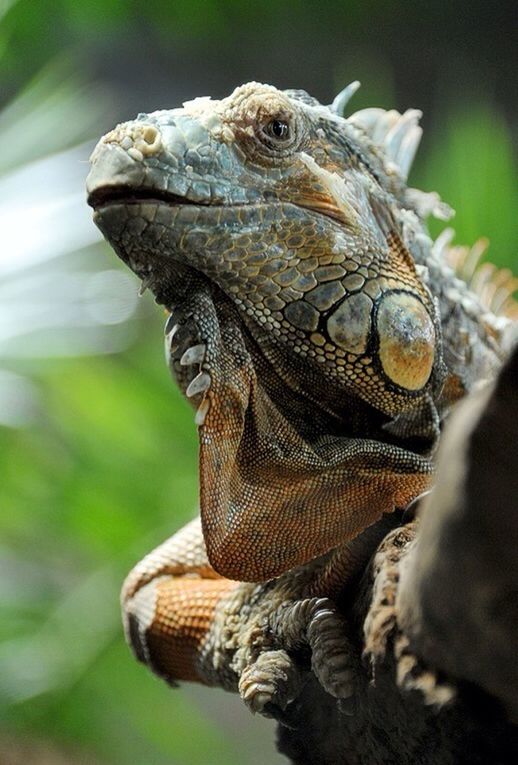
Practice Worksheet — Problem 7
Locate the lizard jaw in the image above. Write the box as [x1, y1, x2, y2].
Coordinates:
[91, 227, 434, 582]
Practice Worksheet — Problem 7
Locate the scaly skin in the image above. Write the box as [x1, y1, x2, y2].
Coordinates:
[87, 82, 510, 713]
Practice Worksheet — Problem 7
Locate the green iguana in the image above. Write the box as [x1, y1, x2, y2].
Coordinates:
[86, 82, 515, 721]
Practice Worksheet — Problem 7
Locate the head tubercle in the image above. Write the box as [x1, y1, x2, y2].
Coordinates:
[180, 80, 425, 185]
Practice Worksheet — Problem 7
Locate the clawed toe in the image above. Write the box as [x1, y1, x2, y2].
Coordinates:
[271, 596, 357, 700]
[238, 649, 303, 717]
[308, 604, 356, 699]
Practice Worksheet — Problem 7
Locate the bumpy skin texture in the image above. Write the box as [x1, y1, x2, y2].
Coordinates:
[87, 82, 510, 714]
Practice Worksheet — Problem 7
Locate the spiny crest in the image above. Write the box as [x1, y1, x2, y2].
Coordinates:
[329, 81, 361, 116]
[328, 83, 517, 324]
[433, 229, 518, 321]
[328, 81, 423, 182]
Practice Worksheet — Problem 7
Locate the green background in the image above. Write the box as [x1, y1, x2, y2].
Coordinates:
[0, 1, 516, 763]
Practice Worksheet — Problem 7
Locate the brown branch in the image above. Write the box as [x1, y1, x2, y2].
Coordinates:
[398, 342, 518, 720]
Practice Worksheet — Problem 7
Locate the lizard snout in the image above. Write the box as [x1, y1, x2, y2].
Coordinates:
[90, 121, 163, 164]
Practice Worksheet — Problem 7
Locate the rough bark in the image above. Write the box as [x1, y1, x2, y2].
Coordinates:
[276, 344, 518, 764]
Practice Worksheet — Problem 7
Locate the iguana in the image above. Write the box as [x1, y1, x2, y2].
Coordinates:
[86, 82, 515, 719]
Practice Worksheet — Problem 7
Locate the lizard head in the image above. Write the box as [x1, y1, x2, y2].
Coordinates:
[87, 82, 444, 580]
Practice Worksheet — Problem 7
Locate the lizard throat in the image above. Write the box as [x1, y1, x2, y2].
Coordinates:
[90, 199, 435, 581]
[159, 275, 434, 582]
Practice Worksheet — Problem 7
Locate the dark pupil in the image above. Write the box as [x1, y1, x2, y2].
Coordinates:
[269, 119, 289, 139]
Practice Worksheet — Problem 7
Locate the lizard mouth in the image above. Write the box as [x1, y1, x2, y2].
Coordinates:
[88, 187, 212, 209]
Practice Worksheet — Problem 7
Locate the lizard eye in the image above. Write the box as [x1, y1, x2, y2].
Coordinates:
[245, 103, 305, 157]
[265, 119, 290, 141]
[257, 114, 300, 152]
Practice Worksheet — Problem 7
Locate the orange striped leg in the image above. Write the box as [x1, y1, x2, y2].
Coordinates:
[121, 517, 239, 687]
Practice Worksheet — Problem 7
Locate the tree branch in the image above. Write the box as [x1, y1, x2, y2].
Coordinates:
[398, 342, 518, 720]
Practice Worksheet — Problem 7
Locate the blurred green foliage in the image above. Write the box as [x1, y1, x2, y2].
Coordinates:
[0, 331, 279, 764]
[0, 1, 516, 763]
[417, 102, 518, 270]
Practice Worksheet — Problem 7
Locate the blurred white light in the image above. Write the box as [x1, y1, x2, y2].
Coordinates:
[84, 270, 140, 325]
[0, 370, 38, 427]
[0, 145, 102, 276]
[0, 69, 142, 429]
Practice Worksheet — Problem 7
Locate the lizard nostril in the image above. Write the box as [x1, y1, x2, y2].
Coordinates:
[143, 125, 159, 145]
[137, 124, 162, 155]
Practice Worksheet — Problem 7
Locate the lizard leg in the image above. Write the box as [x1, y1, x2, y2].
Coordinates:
[121, 517, 240, 688]
[122, 522, 352, 714]
[229, 585, 356, 718]
[122, 515, 399, 716]
[229, 581, 353, 717]
[234, 516, 400, 715]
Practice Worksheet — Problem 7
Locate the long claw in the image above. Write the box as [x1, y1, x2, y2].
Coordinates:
[186, 372, 211, 398]
[180, 344, 206, 366]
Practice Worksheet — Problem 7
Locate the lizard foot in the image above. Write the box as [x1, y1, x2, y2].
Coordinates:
[238, 649, 304, 720]
[271, 597, 356, 701]
[307, 600, 356, 699]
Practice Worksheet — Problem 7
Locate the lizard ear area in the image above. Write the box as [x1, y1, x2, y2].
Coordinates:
[197, 364, 433, 583]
